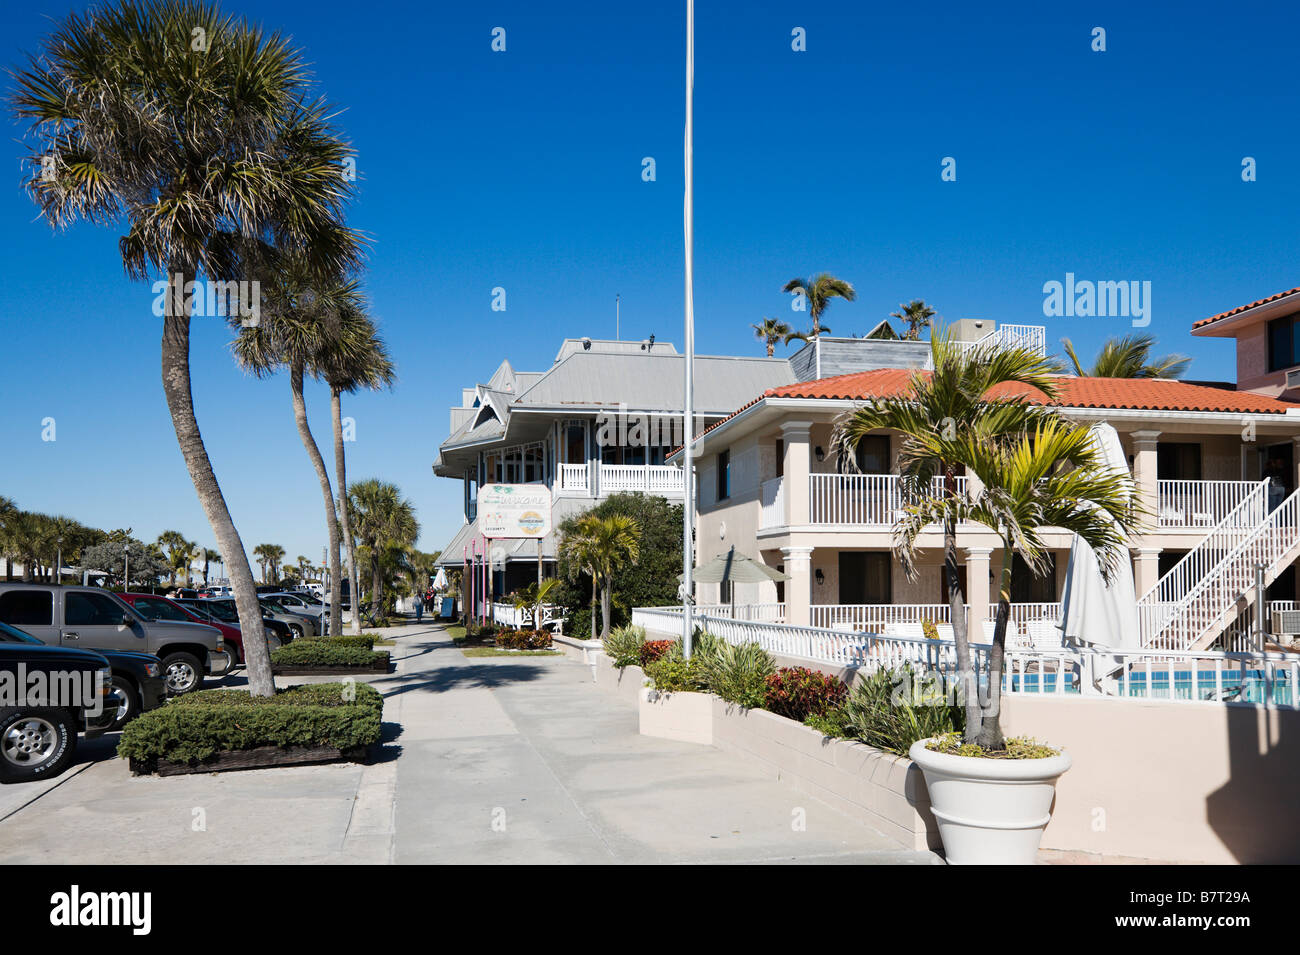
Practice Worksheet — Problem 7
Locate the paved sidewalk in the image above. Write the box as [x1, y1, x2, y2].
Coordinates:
[0, 623, 935, 864]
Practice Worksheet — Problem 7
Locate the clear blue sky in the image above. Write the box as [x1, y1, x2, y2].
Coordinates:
[3, 0, 1299, 566]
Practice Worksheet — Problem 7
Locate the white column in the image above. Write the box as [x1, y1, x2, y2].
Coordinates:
[1134, 546, 1162, 598]
[1131, 430, 1161, 529]
[781, 545, 813, 627]
[965, 546, 993, 634]
[781, 421, 813, 526]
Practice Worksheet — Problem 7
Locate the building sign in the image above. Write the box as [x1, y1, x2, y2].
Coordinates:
[478, 483, 552, 539]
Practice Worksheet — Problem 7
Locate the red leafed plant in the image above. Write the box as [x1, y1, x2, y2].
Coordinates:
[763, 666, 848, 722]
[638, 640, 676, 668]
[495, 629, 554, 651]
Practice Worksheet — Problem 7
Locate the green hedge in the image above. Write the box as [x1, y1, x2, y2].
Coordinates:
[300, 634, 377, 650]
[271, 641, 389, 668]
[117, 684, 383, 765]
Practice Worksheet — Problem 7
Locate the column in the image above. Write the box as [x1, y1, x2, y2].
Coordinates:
[1131, 430, 1161, 528]
[1133, 546, 1162, 598]
[965, 546, 992, 635]
[781, 421, 814, 526]
[781, 545, 813, 627]
[1292, 436, 1300, 494]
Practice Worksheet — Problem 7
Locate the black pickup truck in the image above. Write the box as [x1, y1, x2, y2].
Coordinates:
[0, 642, 120, 784]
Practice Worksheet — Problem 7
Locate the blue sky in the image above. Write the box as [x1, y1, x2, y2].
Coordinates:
[3, 0, 1300, 566]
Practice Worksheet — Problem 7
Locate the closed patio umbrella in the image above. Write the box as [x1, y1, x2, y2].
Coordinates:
[1060, 422, 1140, 689]
[432, 567, 448, 591]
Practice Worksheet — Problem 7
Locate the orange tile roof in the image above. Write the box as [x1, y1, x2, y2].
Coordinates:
[1193, 284, 1300, 329]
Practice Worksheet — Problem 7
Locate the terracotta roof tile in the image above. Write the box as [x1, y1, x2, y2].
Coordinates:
[1193, 284, 1300, 329]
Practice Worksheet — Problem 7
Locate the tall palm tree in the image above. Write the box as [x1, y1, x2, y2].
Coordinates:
[156, 531, 190, 587]
[253, 544, 277, 584]
[561, 514, 640, 640]
[319, 308, 394, 632]
[751, 317, 791, 357]
[12, 0, 362, 695]
[233, 268, 361, 637]
[890, 299, 936, 341]
[782, 273, 857, 338]
[348, 480, 418, 617]
[1062, 334, 1190, 379]
[896, 419, 1140, 747]
[202, 548, 220, 586]
[832, 328, 1061, 739]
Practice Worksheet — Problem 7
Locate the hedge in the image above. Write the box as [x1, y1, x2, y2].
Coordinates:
[270, 641, 389, 668]
[117, 684, 383, 765]
[300, 634, 377, 650]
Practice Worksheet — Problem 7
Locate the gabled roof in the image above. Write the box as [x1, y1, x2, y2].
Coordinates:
[1193, 284, 1300, 330]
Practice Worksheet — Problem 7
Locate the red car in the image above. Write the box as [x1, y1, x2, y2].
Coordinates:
[120, 593, 247, 665]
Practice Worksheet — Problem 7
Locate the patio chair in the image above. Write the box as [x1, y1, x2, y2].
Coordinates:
[1026, 620, 1063, 651]
[1158, 505, 1184, 526]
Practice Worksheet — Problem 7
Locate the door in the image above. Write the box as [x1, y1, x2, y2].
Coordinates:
[0, 589, 59, 645]
[61, 590, 144, 651]
[838, 552, 892, 604]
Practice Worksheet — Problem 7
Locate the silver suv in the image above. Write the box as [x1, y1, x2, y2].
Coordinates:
[0, 584, 230, 695]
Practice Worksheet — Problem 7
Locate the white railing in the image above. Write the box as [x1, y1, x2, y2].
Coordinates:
[808, 474, 969, 526]
[629, 607, 1300, 708]
[937, 324, 1047, 366]
[1142, 486, 1300, 651]
[1157, 480, 1260, 529]
[557, 463, 589, 493]
[810, 603, 961, 631]
[491, 602, 563, 629]
[598, 464, 684, 496]
[759, 476, 784, 529]
[664, 603, 787, 623]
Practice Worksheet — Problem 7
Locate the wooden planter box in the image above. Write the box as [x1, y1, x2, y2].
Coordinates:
[129, 743, 370, 777]
[272, 657, 391, 676]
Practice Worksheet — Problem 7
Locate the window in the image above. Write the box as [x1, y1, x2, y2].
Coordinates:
[0, 590, 53, 627]
[1157, 443, 1202, 481]
[849, 435, 890, 474]
[838, 552, 891, 604]
[716, 449, 731, 501]
[1270, 311, 1300, 372]
[65, 591, 127, 627]
[564, 423, 586, 464]
[131, 597, 191, 622]
[775, 439, 784, 477]
[1010, 554, 1058, 604]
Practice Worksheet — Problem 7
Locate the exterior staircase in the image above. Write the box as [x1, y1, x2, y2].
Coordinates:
[1138, 481, 1300, 651]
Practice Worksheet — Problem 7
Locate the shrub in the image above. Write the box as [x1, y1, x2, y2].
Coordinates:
[270, 641, 390, 669]
[699, 641, 775, 709]
[638, 639, 675, 668]
[302, 634, 376, 650]
[764, 667, 849, 722]
[602, 624, 646, 667]
[840, 665, 964, 756]
[921, 619, 940, 642]
[643, 630, 722, 693]
[804, 706, 851, 739]
[495, 629, 553, 650]
[117, 683, 383, 765]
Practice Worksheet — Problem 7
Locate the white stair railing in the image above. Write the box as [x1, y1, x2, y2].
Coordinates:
[1141, 484, 1300, 650]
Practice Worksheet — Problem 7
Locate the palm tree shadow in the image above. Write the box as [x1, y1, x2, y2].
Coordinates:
[380, 664, 546, 698]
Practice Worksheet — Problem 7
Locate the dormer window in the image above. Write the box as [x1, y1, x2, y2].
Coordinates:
[1268, 310, 1300, 372]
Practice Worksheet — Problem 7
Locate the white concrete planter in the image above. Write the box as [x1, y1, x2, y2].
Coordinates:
[908, 738, 1072, 865]
[639, 688, 713, 745]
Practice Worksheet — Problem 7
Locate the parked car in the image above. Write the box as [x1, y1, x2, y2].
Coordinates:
[0, 584, 230, 695]
[123, 592, 246, 666]
[194, 596, 305, 644]
[170, 597, 291, 663]
[0, 621, 163, 730]
[0, 642, 120, 784]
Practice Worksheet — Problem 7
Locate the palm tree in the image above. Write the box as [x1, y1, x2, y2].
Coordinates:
[782, 326, 832, 346]
[253, 544, 278, 584]
[234, 268, 361, 637]
[1062, 334, 1190, 379]
[751, 317, 791, 357]
[12, 0, 362, 696]
[202, 548, 220, 586]
[782, 273, 857, 338]
[832, 327, 1061, 740]
[561, 514, 640, 640]
[896, 419, 1141, 747]
[890, 299, 936, 341]
[348, 480, 419, 617]
[156, 531, 190, 587]
[319, 308, 395, 632]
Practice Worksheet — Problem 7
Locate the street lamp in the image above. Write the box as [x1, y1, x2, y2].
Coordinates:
[122, 543, 130, 592]
[55, 536, 63, 584]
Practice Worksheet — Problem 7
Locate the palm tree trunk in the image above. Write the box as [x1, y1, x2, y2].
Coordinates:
[943, 468, 981, 742]
[290, 362, 343, 637]
[600, 580, 612, 640]
[371, 553, 383, 621]
[332, 388, 362, 635]
[160, 268, 273, 696]
[976, 545, 1013, 749]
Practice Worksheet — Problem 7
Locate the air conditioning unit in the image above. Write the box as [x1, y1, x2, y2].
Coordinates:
[1286, 368, 1300, 391]
[1272, 609, 1300, 637]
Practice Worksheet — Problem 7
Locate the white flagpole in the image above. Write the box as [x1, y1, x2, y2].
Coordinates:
[681, 0, 696, 658]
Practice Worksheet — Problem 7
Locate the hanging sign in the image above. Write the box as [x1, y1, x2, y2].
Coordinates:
[478, 483, 553, 538]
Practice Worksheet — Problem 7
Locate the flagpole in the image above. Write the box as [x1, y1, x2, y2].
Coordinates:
[681, 0, 696, 659]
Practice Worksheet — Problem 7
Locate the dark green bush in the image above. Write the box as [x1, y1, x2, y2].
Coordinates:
[271, 641, 389, 668]
[117, 683, 383, 765]
[494, 629, 553, 650]
[301, 634, 376, 650]
[602, 624, 646, 667]
[840, 665, 964, 755]
[699, 641, 775, 708]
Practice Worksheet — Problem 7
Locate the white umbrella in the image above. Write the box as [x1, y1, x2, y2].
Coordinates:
[432, 567, 448, 591]
[1059, 422, 1140, 689]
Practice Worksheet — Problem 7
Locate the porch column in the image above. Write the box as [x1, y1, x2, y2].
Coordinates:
[965, 546, 992, 634]
[1131, 430, 1161, 529]
[1292, 435, 1300, 493]
[781, 545, 813, 627]
[781, 421, 814, 525]
[1133, 546, 1161, 597]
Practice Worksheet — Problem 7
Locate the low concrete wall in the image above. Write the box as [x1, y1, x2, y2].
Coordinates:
[640, 689, 714, 745]
[551, 634, 603, 677]
[592, 651, 647, 706]
[1002, 695, 1300, 864]
[710, 701, 939, 852]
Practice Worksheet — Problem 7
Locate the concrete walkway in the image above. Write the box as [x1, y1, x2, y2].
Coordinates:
[0, 623, 935, 864]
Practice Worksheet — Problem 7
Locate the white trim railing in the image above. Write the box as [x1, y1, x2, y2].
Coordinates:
[936, 324, 1047, 365]
[557, 463, 589, 493]
[598, 464, 684, 496]
[808, 474, 969, 526]
[810, 603, 961, 631]
[1157, 480, 1260, 529]
[759, 476, 784, 529]
[491, 602, 564, 629]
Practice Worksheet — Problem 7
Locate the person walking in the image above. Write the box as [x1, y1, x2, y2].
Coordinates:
[414, 592, 424, 622]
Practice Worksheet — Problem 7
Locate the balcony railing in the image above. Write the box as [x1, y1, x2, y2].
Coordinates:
[1156, 480, 1262, 529]
[759, 476, 784, 529]
[557, 463, 589, 493]
[600, 464, 684, 495]
[808, 473, 969, 526]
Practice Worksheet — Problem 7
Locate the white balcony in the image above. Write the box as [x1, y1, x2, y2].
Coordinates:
[1155, 480, 1260, 529]
[600, 464, 684, 496]
[807, 473, 969, 526]
[556, 463, 590, 494]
